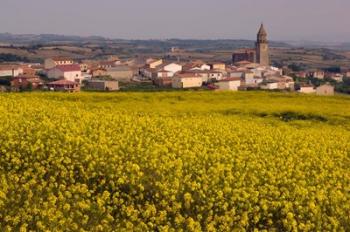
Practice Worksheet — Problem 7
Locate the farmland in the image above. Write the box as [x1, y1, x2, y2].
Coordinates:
[0, 92, 350, 231]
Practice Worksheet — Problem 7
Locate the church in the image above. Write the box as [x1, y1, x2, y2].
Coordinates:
[232, 24, 270, 66]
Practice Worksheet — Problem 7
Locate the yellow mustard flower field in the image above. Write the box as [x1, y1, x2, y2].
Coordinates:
[0, 91, 350, 231]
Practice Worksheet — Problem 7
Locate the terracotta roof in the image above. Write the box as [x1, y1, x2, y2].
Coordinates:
[0, 65, 22, 70]
[55, 64, 81, 72]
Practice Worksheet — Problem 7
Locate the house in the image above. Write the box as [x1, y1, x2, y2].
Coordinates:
[142, 68, 158, 79]
[44, 57, 74, 69]
[147, 59, 163, 69]
[263, 75, 295, 90]
[0, 65, 23, 77]
[140, 61, 182, 80]
[260, 81, 279, 90]
[310, 70, 325, 79]
[47, 64, 83, 83]
[86, 80, 119, 91]
[316, 84, 334, 96]
[21, 66, 37, 76]
[210, 63, 226, 71]
[159, 63, 183, 77]
[154, 77, 173, 87]
[296, 71, 307, 78]
[80, 63, 89, 72]
[228, 71, 244, 78]
[106, 65, 133, 81]
[11, 75, 43, 90]
[187, 70, 225, 83]
[330, 73, 343, 82]
[82, 72, 92, 81]
[157, 69, 172, 79]
[152, 63, 183, 86]
[215, 78, 241, 91]
[98, 60, 120, 69]
[185, 70, 208, 83]
[172, 73, 203, 89]
[183, 61, 210, 71]
[207, 70, 225, 82]
[91, 68, 108, 78]
[195, 63, 211, 71]
[232, 49, 256, 64]
[47, 79, 80, 92]
[298, 84, 315, 94]
[280, 76, 295, 90]
[243, 71, 262, 86]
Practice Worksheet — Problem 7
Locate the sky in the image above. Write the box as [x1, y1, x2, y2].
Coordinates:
[0, 0, 349, 42]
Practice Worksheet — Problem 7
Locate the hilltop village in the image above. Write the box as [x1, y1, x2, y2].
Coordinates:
[0, 24, 348, 95]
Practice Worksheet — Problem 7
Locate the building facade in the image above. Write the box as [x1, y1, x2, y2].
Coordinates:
[47, 65, 83, 83]
[232, 50, 256, 64]
[215, 78, 241, 91]
[44, 57, 74, 70]
[316, 84, 334, 96]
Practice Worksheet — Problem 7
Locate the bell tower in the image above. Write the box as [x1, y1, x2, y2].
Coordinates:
[256, 23, 269, 66]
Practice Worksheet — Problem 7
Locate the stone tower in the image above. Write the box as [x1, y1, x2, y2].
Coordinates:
[256, 23, 269, 66]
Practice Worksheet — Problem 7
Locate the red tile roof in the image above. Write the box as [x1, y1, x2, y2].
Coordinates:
[55, 64, 81, 72]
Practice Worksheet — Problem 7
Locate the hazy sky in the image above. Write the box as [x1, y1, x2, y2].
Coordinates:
[0, 0, 349, 42]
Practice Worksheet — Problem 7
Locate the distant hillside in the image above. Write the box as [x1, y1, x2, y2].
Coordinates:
[0, 33, 107, 45]
[0, 33, 291, 50]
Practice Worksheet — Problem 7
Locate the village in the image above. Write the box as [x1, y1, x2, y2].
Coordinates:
[0, 25, 348, 95]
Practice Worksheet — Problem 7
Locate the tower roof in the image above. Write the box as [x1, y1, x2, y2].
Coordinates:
[258, 23, 267, 36]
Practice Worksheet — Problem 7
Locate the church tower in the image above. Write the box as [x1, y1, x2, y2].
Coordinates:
[256, 23, 269, 66]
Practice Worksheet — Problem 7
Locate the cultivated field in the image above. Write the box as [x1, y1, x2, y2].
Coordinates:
[0, 92, 350, 231]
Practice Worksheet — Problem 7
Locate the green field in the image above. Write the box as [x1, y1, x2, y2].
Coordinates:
[1, 92, 350, 231]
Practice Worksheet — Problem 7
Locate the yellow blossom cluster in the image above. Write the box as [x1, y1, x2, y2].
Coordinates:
[0, 92, 349, 231]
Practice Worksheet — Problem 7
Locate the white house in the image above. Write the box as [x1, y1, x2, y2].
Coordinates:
[260, 81, 279, 90]
[215, 78, 241, 91]
[161, 63, 182, 77]
[228, 71, 244, 78]
[244, 72, 263, 86]
[44, 57, 74, 69]
[298, 85, 315, 94]
[0, 65, 23, 77]
[207, 70, 225, 81]
[172, 73, 202, 89]
[47, 64, 83, 83]
[157, 69, 172, 78]
[330, 74, 343, 82]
